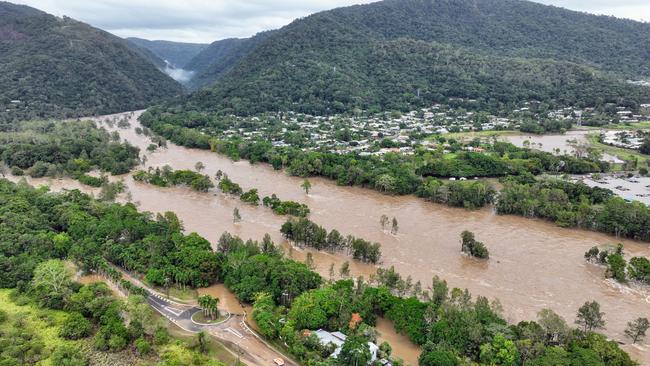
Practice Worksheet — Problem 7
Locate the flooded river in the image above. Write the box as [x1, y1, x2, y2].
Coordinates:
[11, 111, 650, 363]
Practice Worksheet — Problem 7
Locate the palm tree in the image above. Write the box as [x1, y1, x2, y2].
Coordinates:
[210, 297, 220, 320]
[198, 295, 220, 320]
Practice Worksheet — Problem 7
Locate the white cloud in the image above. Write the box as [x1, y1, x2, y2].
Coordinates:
[12, 0, 376, 42]
[535, 0, 650, 21]
[10, 0, 649, 43]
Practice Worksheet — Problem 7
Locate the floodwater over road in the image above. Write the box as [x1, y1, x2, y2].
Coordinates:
[10, 111, 650, 364]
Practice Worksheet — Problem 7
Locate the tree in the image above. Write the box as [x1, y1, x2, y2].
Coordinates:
[639, 138, 650, 155]
[460, 230, 489, 259]
[31, 259, 73, 308]
[135, 337, 151, 355]
[305, 253, 315, 270]
[537, 308, 568, 345]
[197, 330, 209, 354]
[340, 261, 351, 278]
[606, 253, 627, 282]
[338, 334, 372, 366]
[51, 344, 88, 366]
[127, 295, 158, 334]
[420, 348, 458, 366]
[199, 295, 220, 320]
[380, 214, 389, 230]
[391, 217, 399, 235]
[479, 333, 519, 366]
[575, 301, 606, 332]
[301, 179, 312, 194]
[624, 317, 649, 344]
[233, 207, 241, 223]
[431, 276, 449, 306]
[195, 161, 205, 172]
[60, 312, 92, 340]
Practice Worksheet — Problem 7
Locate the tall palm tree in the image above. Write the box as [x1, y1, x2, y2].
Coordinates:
[198, 295, 210, 318]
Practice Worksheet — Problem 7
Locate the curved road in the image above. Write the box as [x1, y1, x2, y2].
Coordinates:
[115, 270, 296, 366]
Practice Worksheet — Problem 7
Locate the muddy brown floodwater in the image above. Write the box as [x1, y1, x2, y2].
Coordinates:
[10, 111, 650, 364]
[501, 130, 624, 163]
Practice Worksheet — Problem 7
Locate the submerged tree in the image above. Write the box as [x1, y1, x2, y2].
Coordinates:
[625, 317, 649, 344]
[575, 301, 606, 332]
[391, 217, 399, 235]
[460, 231, 489, 259]
[380, 215, 389, 230]
[233, 208, 241, 223]
[340, 261, 351, 278]
[305, 253, 315, 270]
[301, 179, 312, 194]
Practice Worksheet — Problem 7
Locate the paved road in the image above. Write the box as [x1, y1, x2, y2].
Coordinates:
[114, 270, 297, 366]
[146, 291, 297, 366]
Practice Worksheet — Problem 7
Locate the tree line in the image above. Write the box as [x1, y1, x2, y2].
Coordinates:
[281, 218, 382, 264]
[585, 244, 650, 285]
[497, 175, 650, 241]
[133, 165, 214, 192]
[0, 120, 140, 179]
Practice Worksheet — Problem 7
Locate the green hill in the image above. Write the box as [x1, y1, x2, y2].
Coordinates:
[156, 0, 650, 115]
[127, 37, 208, 68]
[184, 31, 275, 89]
[0, 2, 183, 122]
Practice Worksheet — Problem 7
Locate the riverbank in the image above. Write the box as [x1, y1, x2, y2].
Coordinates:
[8, 110, 650, 364]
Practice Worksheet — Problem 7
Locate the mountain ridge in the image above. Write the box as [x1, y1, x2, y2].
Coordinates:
[126, 37, 208, 69]
[0, 1, 183, 121]
[152, 0, 650, 115]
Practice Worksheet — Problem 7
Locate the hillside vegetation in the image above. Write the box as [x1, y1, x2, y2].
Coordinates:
[0, 2, 183, 122]
[185, 31, 275, 89]
[127, 37, 208, 68]
[152, 0, 650, 115]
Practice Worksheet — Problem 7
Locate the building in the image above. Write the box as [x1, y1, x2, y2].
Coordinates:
[313, 329, 380, 363]
[640, 104, 650, 116]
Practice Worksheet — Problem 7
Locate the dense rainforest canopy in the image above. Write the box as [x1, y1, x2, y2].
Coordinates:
[150, 0, 650, 115]
[0, 2, 183, 122]
[0, 119, 140, 177]
[126, 37, 208, 69]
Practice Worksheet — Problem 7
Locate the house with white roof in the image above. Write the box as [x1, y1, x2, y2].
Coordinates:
[313, 329, 380, 364]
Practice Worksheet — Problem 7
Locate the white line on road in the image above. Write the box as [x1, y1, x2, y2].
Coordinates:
[225, 327, 244, 339]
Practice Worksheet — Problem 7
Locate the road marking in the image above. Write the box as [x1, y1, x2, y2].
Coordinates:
[164, 306, 184, 316]
[225, 327, 244, 339]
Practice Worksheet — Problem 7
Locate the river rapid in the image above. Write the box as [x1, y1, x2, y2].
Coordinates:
[10, 111, 650, 364]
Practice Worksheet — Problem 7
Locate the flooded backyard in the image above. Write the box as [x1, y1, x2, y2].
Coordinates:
[501, 130, 625, 163]
[9, 111, 650, 364]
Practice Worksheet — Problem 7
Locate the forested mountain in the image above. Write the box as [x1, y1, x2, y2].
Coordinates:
[124, 39, 168, 69]
[155, 0, 650, 115]
[184, 31, 276, 89]
[0, 2, 183, 122]
[127, 37, 208, 68]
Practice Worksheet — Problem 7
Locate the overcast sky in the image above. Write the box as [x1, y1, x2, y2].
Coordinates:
[12, 0, 650, 43]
